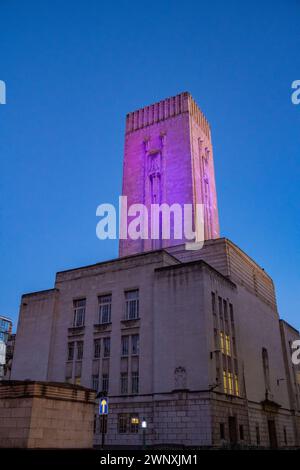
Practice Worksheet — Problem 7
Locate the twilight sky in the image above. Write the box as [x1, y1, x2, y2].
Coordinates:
[0, 0, 299, 330]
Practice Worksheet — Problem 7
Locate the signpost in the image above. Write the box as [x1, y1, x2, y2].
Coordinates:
[97, 392, 108, 449]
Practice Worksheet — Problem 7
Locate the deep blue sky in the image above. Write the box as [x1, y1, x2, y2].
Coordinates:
[0, 0, 299, 331]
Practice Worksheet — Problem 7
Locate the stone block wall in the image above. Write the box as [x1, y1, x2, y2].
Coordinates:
[0, 380, 96, 448]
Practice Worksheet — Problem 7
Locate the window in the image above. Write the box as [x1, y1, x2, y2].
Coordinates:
[212, 292, 216, 315]
[131, 371, 139, 394]
[118, 414, 128, 434]
[74, 377, 81, 385]
[94, 339, 101, 359]
[228, 372, 233, 395]
[232, 337, 237, 357]
[256, 425, 261, 445]
[225, 335, 231, 356]
[103, 337, 111, 358]
[98, 294, 112, 324]
[218, 296, 223, 319]
[120, 373, 128, 394]
[229, 303, 234, 322]
[234, 374, 240, 396]
[130, 415, 140, 433]
[220, 332, 225, 354]
[262, 347, 271, 391]
[102, 373, 109, 393]
[223, 300, 228, 323]
[77, 341, 84, 360]
[117, 414, 140, 434]
[92, 374, 99, 391]
[131, 335, 139, 355]
[73, 299, 86, 327]
[223, 370, 228, 394]
[121, 336, 129, 357]
[125, 290, 139, 320]
[220, 423, 225, 440]
[239, 425, 244, 441]
[68, 342, 74, 361]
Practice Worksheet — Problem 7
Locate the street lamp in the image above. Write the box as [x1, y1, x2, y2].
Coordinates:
[141, 418, 147, 449]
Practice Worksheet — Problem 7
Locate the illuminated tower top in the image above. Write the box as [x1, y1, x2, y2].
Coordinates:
[119, 91, 220, 257]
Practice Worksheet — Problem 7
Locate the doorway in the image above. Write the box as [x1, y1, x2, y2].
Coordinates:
[228, 416, 238, 445]
[267, 419, 278, 449]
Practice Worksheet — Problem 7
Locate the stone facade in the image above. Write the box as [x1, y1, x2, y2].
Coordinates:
[0, 380, 96, 448]
[10, 239, 300, 448]
[120, 92, 220, 257]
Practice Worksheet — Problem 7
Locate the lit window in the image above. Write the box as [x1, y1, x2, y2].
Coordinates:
[234, 374, 239, 396]
[130, 415, 140, 433]
[73, 299, 86, 327]
[228, 372, 233, 395]
[223, 370, 228, 394]
[98, 294, 112, 324]
[220, 332, 225, 354]
[125, 290, 139, 320]
[226, 335, 231, 356]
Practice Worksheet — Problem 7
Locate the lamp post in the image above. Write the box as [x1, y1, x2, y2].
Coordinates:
[141, 418, 147, 449]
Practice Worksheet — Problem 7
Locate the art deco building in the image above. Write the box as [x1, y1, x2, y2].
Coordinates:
[11, 93, 300, 448]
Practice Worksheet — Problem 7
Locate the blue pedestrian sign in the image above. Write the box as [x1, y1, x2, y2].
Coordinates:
[99, 397, 109, 415]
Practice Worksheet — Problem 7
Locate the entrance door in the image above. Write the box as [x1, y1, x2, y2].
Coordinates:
[228, 416, 238, 445]
[267, 419, 278, 449]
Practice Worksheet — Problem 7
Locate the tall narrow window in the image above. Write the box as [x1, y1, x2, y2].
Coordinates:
[228, 372, 233, 395]
[212, 292, 216, 315]
[234, 374, 240, 396]
[262, 347, 271, 392]
[121, 336, 129, 357]
[131, 335, 139, 355]
[68, 342, 74, 361]
[223, 370, 228, 394]
[73, 299, 86, 327]
[94, 339, 101, 359]
[218, 296, 223, 319]
[225, 335, 231, 356]
[102, 373, 109, 393]
[220, 332, 225, 354]
[92, 374, 99, 391]
[98, 294, 112, 324]
[77, 341, 84, 360]
[131, 371, 139, 394]
[125, 290, 139, 320]
[103, 337, 111, 358]
[120, 372, 128, 394]
[118, 414, 128, 434]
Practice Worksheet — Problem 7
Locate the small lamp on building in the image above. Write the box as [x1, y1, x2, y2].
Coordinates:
[141, 418, 147, 449]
